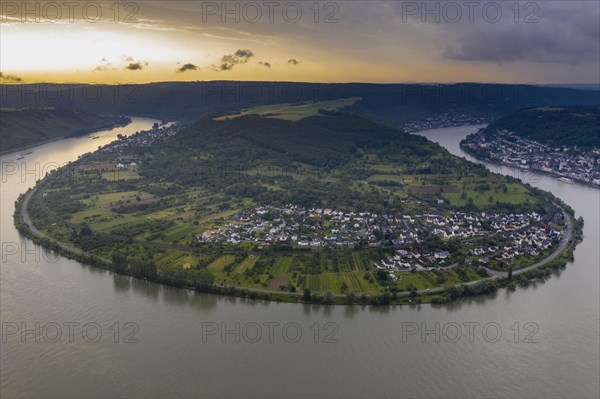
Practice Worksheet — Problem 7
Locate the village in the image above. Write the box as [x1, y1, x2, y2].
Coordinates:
[462, 129, 600, 187]
[197, 205, 564, 271]
[101, 122, 185, 153]
[401, 113, 490, 132]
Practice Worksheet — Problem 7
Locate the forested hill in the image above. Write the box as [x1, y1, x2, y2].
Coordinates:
[482, 106, 600, 149]
[0, 107, 129, 154]
[132, 111, 540, 213]
[1, 82, 598, 127]
[141, 113, 444, 186]
[137, 111, 484, 208]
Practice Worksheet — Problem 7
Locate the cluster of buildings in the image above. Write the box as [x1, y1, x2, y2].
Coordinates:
[196, 205, 560, 270]
[197, 205, 419, 247]
[401, 113, 489, 132]
[376, 214, 561, 272]
[101, 123, 184, 153]
[463, 130, 600, 187]
[470, 223, 562, 264]
[421, 211, 542, 239]
[376, 249, 450, 275]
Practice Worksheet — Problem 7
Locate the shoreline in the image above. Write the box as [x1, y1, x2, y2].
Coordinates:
[0, 119, 131, 157]
[1, 136, 65, 157]
[459, 143, 600, 190]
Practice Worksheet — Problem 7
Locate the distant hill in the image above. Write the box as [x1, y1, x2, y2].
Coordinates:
[482, 106, 600, 149]
[539, 84, 600, 91]
[1, 82, 598, 127]
[0, 107, 129, 154]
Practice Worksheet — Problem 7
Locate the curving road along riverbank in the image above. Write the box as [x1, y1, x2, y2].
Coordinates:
[19, 177, 575, 300]
[20, 186, 98, 260]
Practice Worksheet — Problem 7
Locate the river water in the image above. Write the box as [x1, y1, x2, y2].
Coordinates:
[1, 123, 598, 398]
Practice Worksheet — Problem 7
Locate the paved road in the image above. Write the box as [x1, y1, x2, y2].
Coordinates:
[21, 187, 93, 260]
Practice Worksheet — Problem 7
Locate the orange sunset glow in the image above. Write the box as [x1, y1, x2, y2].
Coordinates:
[2, 1, 599, 84]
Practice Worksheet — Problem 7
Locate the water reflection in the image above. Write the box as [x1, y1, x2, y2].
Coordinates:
[113, 274, 131, 293]
[129, 278, 160, 303]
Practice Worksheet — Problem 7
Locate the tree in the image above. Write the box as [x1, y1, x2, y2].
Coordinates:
[79, 225, 93, 237]
[340, 281, 348, 293]
[111, 251, 128, 274]
[345, 292, 356, 304]
[323, 291, 334, 305]
[303, 288, 311, 301]
[508, 266, 513, 281]
[131, 259, 157, 280]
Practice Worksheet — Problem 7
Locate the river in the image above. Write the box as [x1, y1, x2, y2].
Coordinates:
[1, 123, 598, 398]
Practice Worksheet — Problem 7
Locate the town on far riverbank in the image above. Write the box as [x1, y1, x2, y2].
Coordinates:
[461, 106, 600, 188]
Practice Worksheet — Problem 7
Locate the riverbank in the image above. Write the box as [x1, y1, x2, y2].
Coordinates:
[0, 117, 131, 156]
[459, 140, 600, 190]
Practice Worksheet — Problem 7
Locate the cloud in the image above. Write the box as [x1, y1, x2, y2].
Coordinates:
[214, 49, 254, 71]
[125, 61, 149, 71]
[177, 63, 199, 73]
[0, 72, 23, 82]
[93, 59, 114, 72]
[442, 8, 600, 64]
[258, 61, 271, 68]
[287, 59, 300, 65]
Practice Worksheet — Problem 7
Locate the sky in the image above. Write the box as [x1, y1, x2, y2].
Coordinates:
[1, 0, 599, 84]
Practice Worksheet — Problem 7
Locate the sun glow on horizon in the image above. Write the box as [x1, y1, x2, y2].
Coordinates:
[1, 22, 198, 77]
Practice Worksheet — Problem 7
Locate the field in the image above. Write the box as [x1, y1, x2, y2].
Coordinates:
[410, 185, 460, 194]
[443, 182, 535, 207]
[214, 97, 361, 121]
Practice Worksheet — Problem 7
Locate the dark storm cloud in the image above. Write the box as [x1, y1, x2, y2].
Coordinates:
[177, 63, 199, 73]
[287, 59, 300, 65]
[442, 6, 600, 64]
[0, 72, 23, 82]
[213, 49, 254, 71]
[258, 61, 271, 68]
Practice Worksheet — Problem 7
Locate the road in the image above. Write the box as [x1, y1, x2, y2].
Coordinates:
[21, 186, 95, 260]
